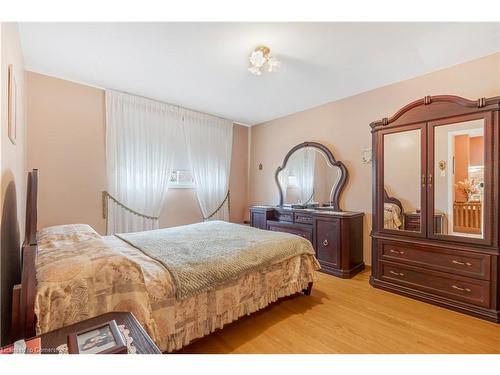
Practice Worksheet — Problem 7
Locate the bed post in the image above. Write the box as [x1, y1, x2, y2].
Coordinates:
[11, 169, 39, 341]
[303, 282, 313, 296]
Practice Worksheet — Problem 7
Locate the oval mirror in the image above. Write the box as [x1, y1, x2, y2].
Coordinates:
[275, 142, 348, 210]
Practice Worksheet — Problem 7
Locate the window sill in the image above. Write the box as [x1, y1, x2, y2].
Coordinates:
[168, 185, 196, 189]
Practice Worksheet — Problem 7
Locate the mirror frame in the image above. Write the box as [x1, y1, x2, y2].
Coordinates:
[275, 141, 348, 211]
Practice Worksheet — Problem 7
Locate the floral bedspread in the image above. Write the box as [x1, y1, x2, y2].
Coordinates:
[34, 223, 320, 352]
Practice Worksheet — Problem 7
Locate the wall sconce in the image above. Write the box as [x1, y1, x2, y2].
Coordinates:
[362, 148, 372, 164]
[439, 160, 447, 177]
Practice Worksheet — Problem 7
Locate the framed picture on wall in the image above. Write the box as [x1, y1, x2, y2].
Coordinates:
[8, 64, 17, 145]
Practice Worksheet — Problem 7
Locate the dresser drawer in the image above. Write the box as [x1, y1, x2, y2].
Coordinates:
[406, 225, 421, 232]
[294, 213, 313, 225]
[274, 211, 293, 222]
[267, 221, 312, 242]
[378, 241, 491, 280]
[380, 261, 491, 308]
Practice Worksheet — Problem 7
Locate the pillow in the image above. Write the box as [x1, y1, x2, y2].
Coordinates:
[384, 202, 401, 216]
[37, 224, 101, 249]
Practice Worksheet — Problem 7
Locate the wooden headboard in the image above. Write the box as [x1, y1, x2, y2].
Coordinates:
[11, 169, 38, 341]
[383, 188, 404, 214]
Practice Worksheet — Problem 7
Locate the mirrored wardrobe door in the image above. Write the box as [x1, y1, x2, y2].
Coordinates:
[381, 124, 426, 235]
[428, 113, 493, 244]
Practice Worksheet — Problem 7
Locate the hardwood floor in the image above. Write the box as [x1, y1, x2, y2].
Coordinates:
[180, 268, 500, 354]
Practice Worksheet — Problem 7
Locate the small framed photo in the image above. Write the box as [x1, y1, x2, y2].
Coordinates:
[67, 320, 127, 354]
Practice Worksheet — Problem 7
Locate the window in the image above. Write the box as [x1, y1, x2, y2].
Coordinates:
[169, 169, 195, 188]
[168, 135, 195, 188]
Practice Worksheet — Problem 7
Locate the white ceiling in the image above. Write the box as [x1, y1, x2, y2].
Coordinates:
[19, 22, 500, 125]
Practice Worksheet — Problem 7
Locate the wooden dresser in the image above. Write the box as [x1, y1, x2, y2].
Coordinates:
[250, 206, 364, 278]
[371, 95, 500, 323]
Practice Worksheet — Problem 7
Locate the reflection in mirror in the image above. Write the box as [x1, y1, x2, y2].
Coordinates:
[278, 147, 341, 207]
[434, 119, 484, 238]
[383, 129, 421, 231]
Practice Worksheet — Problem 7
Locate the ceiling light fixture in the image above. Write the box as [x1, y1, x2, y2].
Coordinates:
[248, 46, 281, 76]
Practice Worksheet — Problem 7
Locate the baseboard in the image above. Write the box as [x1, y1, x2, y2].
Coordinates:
[319, 262, 365, 279]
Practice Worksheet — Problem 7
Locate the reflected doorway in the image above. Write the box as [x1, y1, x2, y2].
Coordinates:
[438, 121, 484, 237]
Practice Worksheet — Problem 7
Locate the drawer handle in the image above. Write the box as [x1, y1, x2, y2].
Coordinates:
[452, 285, 471, 293]
[389, 270, 405, 277]
[389, 249, 405, 255]
[323, 239, 329, 246]
[452, 260, 472, 267]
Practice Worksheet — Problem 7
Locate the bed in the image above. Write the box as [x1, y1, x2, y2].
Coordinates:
[12, 170, 320, 352]
[383, 189, 403, 230]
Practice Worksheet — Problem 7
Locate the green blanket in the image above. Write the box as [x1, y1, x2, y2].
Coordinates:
[116, 220, 316, 300]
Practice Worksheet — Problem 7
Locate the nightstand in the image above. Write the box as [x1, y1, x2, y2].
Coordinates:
[3, 312, 161, 354]
[403, 211, 447, 234]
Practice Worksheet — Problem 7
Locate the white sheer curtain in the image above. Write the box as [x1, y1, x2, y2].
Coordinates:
[183, 110, 233, 221]
[278, 168, 290, 199]
[296, 148, 316, 204]
[105, 90, 181, 234]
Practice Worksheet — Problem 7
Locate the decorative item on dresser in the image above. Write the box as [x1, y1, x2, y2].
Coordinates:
[370, 94, 500, 322]
[250, 141, 364, 279]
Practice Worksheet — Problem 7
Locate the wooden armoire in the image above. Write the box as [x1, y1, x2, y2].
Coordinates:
[370, 95, 500, 322]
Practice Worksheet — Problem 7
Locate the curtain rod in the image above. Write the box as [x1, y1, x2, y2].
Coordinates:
[111, 88, 232, 123]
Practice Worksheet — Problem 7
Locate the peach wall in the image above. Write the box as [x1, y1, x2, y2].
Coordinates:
[249, 53, 500, 266]
[27, 72, 107, 233]
[469, 136, 484, 166]
[0, 23, 26, 345]
[26, 71, 249, 234]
